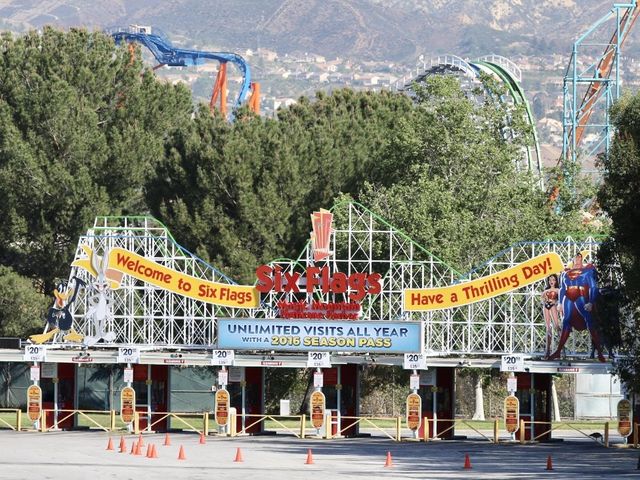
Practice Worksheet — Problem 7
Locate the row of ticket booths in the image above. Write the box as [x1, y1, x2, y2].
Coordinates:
[4, 360, 572, 441]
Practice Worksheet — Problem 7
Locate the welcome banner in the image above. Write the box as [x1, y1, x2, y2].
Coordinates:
[403, 252, 564, 312]
[72, 246, 259, 309]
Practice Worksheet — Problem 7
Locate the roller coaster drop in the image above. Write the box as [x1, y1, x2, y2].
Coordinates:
[397, 54, 543, 186]
[107, 25, 260, 117]
[399, 2, 640, 194]
[562, 1, 639, 176]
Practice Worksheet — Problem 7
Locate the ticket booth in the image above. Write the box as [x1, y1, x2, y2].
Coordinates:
[418, 367, 455, 439]
[41, 363, 75, 429]
[132, 364, 168, 431]
[228, 367, 263, 434]
[323, 364, 359, 437]
[515, 372, 552, 441]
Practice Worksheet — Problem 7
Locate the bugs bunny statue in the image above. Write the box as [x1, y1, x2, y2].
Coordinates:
[84, 250, 117, 346]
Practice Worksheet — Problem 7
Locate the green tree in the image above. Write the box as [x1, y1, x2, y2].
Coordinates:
[359, 76, 577, 272]
[0, 267, 48, 337]
[597, 93, 640, 393]
[147, 89, 412, 283]
[0, 28, 193, 299]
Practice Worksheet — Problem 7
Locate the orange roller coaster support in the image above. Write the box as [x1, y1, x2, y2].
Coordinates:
[574, 7, 640, 148]
[127, 43, 136, 66]
[210, 62, 228, 117]
[248, 82, 261, 115]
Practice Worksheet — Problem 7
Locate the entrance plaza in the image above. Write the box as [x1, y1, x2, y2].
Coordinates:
[0, 430, 638, 480]
[0, 203, 638, 465]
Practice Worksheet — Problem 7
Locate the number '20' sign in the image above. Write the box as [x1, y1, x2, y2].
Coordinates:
[500, 355, 525, 372]
[24, 346, 46, 362]
[211, 350, 235, 366]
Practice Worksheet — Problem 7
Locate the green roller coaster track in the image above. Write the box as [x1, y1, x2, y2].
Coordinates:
[473, 60, 543, 188]
[404, 55, 544, 188]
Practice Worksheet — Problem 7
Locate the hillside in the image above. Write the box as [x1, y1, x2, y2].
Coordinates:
[1, 0, 638, 61]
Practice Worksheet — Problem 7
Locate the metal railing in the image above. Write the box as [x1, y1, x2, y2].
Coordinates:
[332, 416, 402, 441]
[518, 420, 639, 447]
[2, 409, 638, 449]
[40, 409, 117, 432]
[0, 408, 21, 430]
[232, 413, 306, 438]
[422, 418, 498, 443]
[134, 411, 209, 435]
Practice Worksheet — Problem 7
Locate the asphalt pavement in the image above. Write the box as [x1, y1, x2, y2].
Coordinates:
[0, 430, 638, 479]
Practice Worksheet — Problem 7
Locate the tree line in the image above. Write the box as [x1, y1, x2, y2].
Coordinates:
[0, 28, 597, 358]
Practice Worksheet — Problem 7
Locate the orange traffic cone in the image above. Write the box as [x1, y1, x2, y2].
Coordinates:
[119, 436, 126, 453]
[463, 454, 472, 469]
[384, 451, 393, 467]
[199, 432, 206, 444]
[138, 434, 144, 448]
[164, 432, 171, 446]
[106, 437, 115, 451]
[305, 449, 314, 465]
[177, 445, 186, 461]
[130, 441, 137, 455]
[135, 441, 142, 456]
[146, 444, 157, 459]
[234, 447, 244, 463]
[546, 455, 553, 471]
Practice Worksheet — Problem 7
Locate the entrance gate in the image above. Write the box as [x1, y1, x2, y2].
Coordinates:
[17, 202, 611, 442]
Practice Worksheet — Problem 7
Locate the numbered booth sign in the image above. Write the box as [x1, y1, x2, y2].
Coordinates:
[27, 385, 42, 422]
[404, 353, 426, 370]
[211, 350, 235, 366]
[406, 393, 422, 431]
[307, 352, 331, 368]
[215, 389, 230, 426]
[24, 345, 46, 362]
[501, 354, 525, 372]
[118, 347, 140, 364]
[617, 399, 632, 437]
[504, 395, 520, 434]
[120, 386, 136, 424]
[310, 391, 326, 429]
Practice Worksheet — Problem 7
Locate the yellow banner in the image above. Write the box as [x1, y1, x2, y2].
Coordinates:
[404, 252, 564, 311]
[73, 246, 258, 309]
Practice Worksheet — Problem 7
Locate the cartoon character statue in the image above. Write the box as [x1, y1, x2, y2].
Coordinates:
[541, 274, 561, 358]
[548, 252, 605, 362]
[29, 277, 85, 344]
[83, 249, 117, 346]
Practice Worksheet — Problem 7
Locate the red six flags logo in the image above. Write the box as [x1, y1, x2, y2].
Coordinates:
[255, 209, 382, 302]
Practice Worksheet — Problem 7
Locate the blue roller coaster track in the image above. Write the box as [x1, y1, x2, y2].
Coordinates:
[106, 25, 252, 113]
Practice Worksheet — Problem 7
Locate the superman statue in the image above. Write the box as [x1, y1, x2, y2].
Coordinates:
[548, 252, 605, 362]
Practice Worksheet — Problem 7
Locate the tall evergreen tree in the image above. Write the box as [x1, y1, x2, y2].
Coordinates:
[598, 94, 640, 393]
[146, 89, 412, 283]
[0, 28, 193, 296]
[359, 76, 578, 272]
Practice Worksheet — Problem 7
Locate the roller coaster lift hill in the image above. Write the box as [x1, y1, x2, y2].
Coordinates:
[107, 25, 260, 117]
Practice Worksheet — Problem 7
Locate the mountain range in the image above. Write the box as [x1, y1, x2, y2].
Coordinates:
[1, 0, 638, 61]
